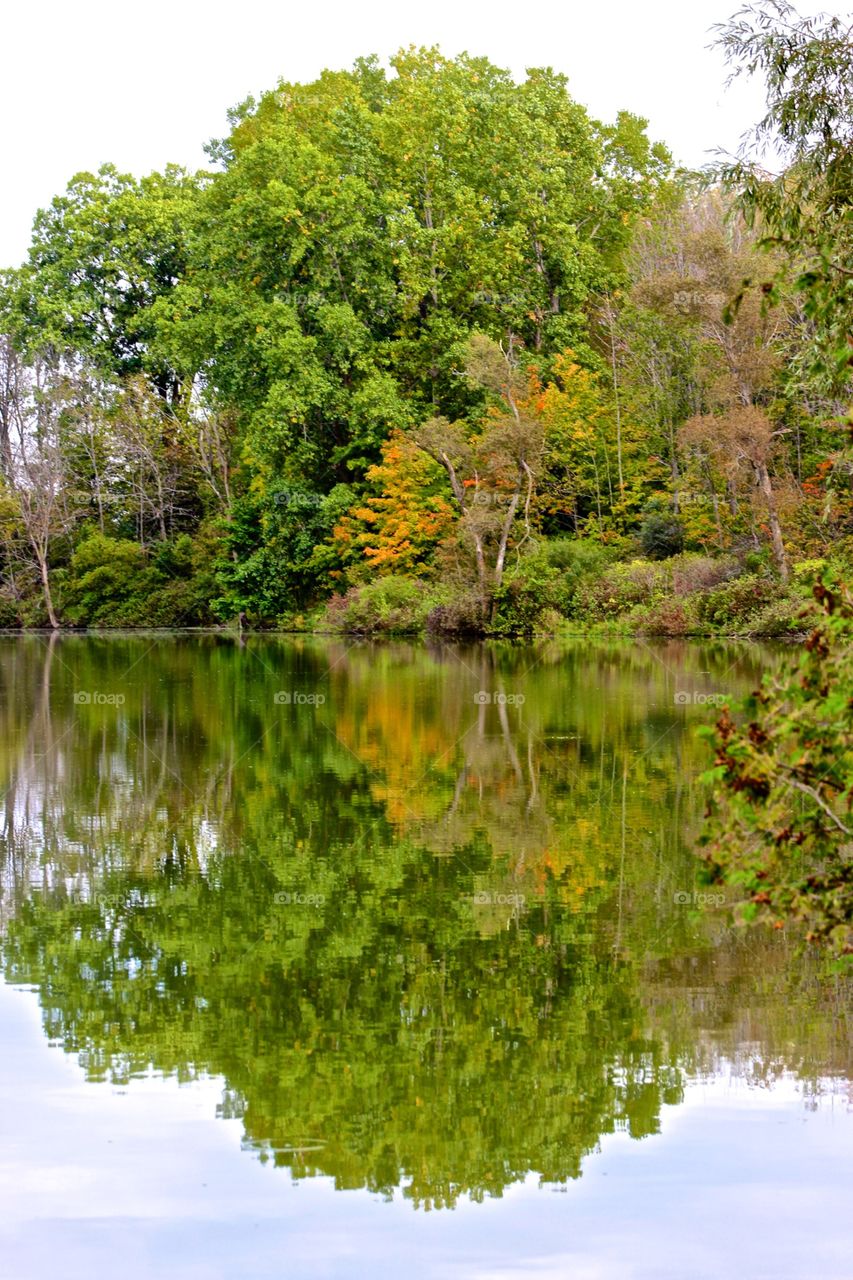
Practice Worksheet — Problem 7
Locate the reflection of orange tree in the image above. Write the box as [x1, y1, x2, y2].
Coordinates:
[329, 643, 708, 919]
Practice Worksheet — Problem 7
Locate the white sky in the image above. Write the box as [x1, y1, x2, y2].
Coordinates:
[0, 0, 837, 268]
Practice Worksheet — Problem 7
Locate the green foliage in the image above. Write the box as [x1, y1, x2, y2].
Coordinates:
[65, 533, 158, 625]
[0, 594, 21, 627]
[640, 509, 685, 560]
[325, 575, 451, 634]
[544, 538, 616, 619]
[0, 27, 850, 638]
[695, 573, 778, 630]
[715, 0, 853, 383]
[743, 598, 803, 638]
[701, 572, 853, 955]
[5, 165, 202, 403]
[491, 553, 565, 636]
[154, 52, 668, 488]
[65, 531, 215, 627]
[576, 559, 670, 620]
[213, 485, 354, 623]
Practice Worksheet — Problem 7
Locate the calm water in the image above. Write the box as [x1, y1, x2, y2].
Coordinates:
[0, 634, 851, 1280]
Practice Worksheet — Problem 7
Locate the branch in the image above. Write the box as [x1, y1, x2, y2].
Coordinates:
[780, 771, 852, 835]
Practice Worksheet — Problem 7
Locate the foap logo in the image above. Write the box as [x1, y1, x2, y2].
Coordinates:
[272, 489, 325, 509]
[74, 690, 126, 706]
[274, 691, 326, 706]
[474, 691, 525, 707]
[274, 290, 327, 309]
[274, 891, 326, 907]
[471, 289, 527, 308]
[95, 893, 125, 910]
[674, 691, 727, 707]
[472, 890, 526, 907]
[468, 490, 519, 509]
[677, 492, 712, 507]
[673, 890, 725, 908]
[673, 289, 727, 310]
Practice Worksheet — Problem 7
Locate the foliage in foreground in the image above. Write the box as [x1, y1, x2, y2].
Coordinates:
[701, 572, 853, 956]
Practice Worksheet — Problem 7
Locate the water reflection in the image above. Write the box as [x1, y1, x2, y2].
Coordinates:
[0, 635, 849, 1209]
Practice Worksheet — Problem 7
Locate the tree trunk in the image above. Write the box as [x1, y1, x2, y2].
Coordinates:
[490, 488, 522, 623]
[755, 460, 789, 582]
[38, 552, 59, 629]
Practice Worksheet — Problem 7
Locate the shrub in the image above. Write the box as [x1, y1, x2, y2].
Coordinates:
[633, 597, 699, 636]
[491, 570, 558, 635]
[0, 593, 22, 627]
[670, 554, 739, 596]
[542, 538, 615, 618]
[325, 576, 450, 634]
[744, 598, 805, 637]
[575, 559, 669, 619]
[640, 512, 685, 559]
[65, 531, 218, 627]
[426, 591, 489, 636]
[490, 544, 577, 634]
[65, 534, 160, 626]
[145, 578, 215, 627]
[545, 537, 613, 579]
[695, 574, 778, 630]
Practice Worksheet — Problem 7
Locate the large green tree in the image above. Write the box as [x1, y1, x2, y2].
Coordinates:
[157, 51, 669, 493]
[6, 164, 203, 408]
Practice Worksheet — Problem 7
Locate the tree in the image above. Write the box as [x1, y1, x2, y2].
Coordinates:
[0, 353, 79, 627]
[411, 336, 543, 617]
[108, 376, 192, 543]
[158, 51, 668, 493]
[6, 164, 202, 407]
[715, 1, 853, 383]
[681, 406, 789, 579]
[332, 429, 454, 579]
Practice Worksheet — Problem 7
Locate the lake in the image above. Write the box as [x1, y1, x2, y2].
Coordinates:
[0, 634, 851, 1280]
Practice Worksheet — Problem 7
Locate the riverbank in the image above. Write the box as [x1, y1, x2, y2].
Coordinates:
[0, 547, 829, 639]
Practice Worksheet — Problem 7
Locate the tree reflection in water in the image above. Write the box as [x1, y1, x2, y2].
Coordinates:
[0, 635, 849, 1209]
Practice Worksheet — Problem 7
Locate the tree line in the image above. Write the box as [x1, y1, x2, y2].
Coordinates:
[0, 5, 850, 637]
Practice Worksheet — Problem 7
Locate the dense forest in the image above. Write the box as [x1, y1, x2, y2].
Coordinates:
[0, 2, 850, 639]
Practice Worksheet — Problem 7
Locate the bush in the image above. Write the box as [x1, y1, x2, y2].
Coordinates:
[670, 554, 739, 596]
[65, 531, 217, 627]
[695, 574, 778, 630]
[0, 593, 22, 627]
[640, 512, 685, 559]
[490, 544, 575, 634]
[575, 559, 669, 619]
[427, 591, 490, 636]
[325, 576, 450, 634]
[145, 578, 215, 627]
[541, 538, 614, 618]
[215, 485, 355, 622]
[633, 597, 699, 636]
[545, 537, 613, 579]
[491, 571, 557, 635]
[744, 598, 804, 637]
[65, 534, 160, 626]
